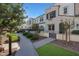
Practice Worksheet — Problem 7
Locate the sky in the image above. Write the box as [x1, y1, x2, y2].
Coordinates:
[23, 3, 54, 18]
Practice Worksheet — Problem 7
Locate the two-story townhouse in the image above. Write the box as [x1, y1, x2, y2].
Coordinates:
[26, 3, 79, 34]
[35, 14, 46, 31]
[26, 18, 35, 29]
[45, 3, 79, 34]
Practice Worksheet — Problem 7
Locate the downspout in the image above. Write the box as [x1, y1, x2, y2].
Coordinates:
[74, 3, 75, 16]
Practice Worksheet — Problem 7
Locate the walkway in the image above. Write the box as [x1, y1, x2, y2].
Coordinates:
[15, 33, 38, 56]
[33, 38, 54, 48]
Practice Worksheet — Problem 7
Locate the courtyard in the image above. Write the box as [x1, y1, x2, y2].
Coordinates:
[1, 3, 79, 56]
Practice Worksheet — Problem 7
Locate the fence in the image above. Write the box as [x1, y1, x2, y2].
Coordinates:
[38, 31, 49, 37]
[57, 34, 79, 42]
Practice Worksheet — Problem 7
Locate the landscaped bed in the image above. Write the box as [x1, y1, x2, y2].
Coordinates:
[36, 43, 79, 56]
[23, 32, 47, 42]
[23, 32, 39, 41]
[52, 40, 79, 52]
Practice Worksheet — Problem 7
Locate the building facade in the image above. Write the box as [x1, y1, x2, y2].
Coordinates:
[26, 18, 35, 29]
[27, 3, 79, 34]
[35, 14, 46, 31]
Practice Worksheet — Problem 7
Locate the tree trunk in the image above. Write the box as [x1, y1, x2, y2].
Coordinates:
[65, 30, 68, 45]
[65, 30, 67, 42]
[0, 28, 3, 45]
[8, 28, 13, 55]
[8, 35, 12, 55]
[69, 21, 70, 42]
[0, 35, 2, 45]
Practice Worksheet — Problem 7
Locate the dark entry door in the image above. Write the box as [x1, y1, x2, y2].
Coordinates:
[59, 23, 65, 33]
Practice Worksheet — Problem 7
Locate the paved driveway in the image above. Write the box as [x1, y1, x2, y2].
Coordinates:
[15, 33, 38, 56]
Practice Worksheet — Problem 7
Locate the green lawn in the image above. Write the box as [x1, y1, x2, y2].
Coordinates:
[6, 32, 19, 42]
[10, 33, 19, 42]
[36, 43, 79, 56]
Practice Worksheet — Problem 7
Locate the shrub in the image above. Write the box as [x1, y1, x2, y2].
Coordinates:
[30, 34, 39, 40]
[23, 32, 29, 36]
[71, 30, 79, 34]
[23, 32, 39, 41]
[26, 33, 33, 38]
[23, 32, 33, 38]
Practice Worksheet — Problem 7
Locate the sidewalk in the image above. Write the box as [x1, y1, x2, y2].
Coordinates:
[33, 38, 54, 48]
[15, 33, 38, 56]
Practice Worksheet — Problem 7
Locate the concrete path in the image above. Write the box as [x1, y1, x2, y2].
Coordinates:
[15, 33, 38, 56]
[33, 38, 54, 48]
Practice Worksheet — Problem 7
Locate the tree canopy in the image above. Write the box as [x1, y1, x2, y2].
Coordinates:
[0, 3, 25, 33]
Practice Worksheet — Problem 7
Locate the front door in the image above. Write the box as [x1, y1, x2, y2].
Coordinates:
[59, 23, 65, 33]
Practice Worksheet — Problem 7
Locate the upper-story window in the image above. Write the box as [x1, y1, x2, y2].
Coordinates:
[29, 20, 31, 24]
[46, 11, 56, 19]
[46, 14, 49, 19]
[50, 11, 56, 19]
[40, 17, 43, 22]
[64, 7, 67, 14]
[76, 24, 79, 29]
[48, 25, 51, 30]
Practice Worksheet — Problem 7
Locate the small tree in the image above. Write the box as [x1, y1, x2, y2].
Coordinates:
[61, 19, 75, 45]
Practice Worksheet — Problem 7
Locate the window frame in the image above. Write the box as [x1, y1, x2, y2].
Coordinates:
[64, 7, 67, 14]
[50, 10, 56, 19]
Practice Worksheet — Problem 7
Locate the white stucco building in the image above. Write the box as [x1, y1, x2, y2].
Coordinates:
[26, 18, 35, 29]
[45, 3, 79, 34]
[26, 3, 79, 34]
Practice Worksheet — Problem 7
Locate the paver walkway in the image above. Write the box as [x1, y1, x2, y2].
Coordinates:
[15, 33, 38, 56]
[33, 38, 54, 48]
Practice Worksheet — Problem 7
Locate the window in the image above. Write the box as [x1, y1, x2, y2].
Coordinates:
[76, 24, 79, 29]
[46, 11, 56, 19]
[40, 26, 44, 31]
[29, 21, 31, 24]
[48, 25, 51, 30]
[52, 24, 54, 30]
[46, 14, 49, 19]
[50, 11, 56, 18]
[48, 24, 55, 30]
[64, 7, 67, 14]
[40, 17, 43, 22]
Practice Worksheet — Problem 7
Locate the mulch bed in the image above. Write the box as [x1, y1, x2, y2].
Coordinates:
[52, 40, 79, 52]
[0, 49, 17, 56]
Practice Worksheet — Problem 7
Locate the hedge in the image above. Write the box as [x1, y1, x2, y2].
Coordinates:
[23, 32, 39, 40]
[71, 30, 79, 34]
